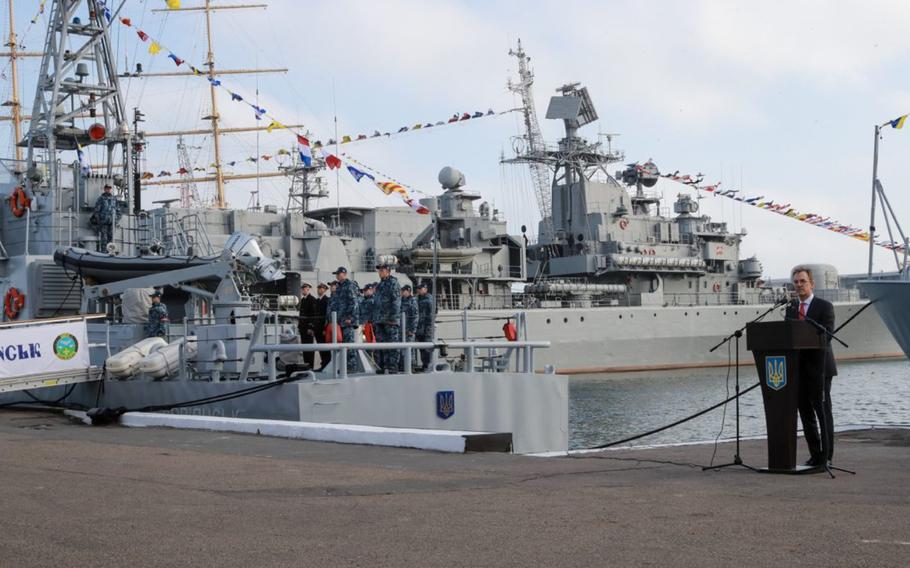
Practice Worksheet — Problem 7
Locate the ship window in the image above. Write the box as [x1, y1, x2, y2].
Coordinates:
[546, 318, 551, 324]
[684, 311, 689, 316]
[580, 316, 585, 322]
[696, 311, 700, 316]
[734, 311, 738, 315]
[723, 311, 727, 315]
[563, 317, 568, 323]
[703, 281, 707, 289]
[653, 313, 657, 317]
[688, 281, 693, 289]
[619, 315, 622, 319]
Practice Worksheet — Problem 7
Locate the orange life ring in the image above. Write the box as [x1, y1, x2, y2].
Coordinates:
[8, 186, 30, 218]
[503, 321, 518, 342]
[4, 287, 25, 320]
[712, 282, 722, 293]
[619, 218, 629, 230]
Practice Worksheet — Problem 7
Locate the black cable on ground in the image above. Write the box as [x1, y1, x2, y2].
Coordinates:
[583, 382, 761, 451]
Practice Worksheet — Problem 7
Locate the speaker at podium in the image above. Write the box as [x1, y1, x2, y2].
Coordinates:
[746, 320, 826, 473]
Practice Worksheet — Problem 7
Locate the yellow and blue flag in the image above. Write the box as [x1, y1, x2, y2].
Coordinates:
[890, 114, 907, 129]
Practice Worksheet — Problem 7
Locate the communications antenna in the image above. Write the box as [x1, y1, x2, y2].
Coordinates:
[505, 39, 553, 233]
[176, 135, 201, 207]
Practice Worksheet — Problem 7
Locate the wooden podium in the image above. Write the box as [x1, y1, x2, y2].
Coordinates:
[746, 321, 826, 473]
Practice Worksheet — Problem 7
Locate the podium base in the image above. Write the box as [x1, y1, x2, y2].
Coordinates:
[758, 464, 824, 475]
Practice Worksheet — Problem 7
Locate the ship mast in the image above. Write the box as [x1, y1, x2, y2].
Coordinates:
[146, 1, 301, 208]
[506, 39, 553, 234]
[1, 0, 42, 161]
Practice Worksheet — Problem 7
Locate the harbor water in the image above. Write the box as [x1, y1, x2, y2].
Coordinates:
[570, 359, 910, 450]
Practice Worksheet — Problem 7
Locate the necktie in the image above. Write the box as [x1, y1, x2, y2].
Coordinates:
[799, 302, 807, 320]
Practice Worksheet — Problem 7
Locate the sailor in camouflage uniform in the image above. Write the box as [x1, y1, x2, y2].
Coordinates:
[415, 282, 436, 371]
[327, 266, 361, 372]
[145, 290, 169, 338]
[372, 262, 401, 373]
[92, 184, 118, 252]
[400, 284, 418, 372]
[359, 283, 375, 343]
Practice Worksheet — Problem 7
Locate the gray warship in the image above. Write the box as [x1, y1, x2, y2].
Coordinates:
[0, 0, 569, 456]
[0, 3, 900, 377]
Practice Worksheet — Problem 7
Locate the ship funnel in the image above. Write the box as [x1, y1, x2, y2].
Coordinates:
[222, 232, 285, 282]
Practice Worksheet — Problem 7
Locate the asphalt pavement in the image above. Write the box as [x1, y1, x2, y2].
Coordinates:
[1, 409, 908, 567]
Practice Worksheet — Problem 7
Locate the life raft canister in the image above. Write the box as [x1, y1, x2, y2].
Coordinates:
[8, 186, 30, 218]
[503, 321, 518, 342]
[4, 287, 25, 320]
[713, 282, 722, 293]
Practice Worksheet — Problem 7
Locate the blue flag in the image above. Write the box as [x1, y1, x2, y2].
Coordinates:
[347, 165, 374, 183]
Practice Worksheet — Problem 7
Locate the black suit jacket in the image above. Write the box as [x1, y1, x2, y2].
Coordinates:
[786, 296, 837, 378]
[298, 294, 320, 333]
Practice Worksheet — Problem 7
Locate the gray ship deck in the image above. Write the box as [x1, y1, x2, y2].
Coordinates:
[1, 409, 908, 567]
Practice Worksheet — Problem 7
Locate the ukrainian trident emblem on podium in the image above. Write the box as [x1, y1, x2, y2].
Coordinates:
[765, 356, 787, 390]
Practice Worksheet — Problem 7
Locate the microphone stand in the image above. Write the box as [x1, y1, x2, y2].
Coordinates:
[703, 298, 788, 472]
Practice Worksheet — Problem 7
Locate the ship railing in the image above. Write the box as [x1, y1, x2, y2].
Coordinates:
[250, 310, 548, 380]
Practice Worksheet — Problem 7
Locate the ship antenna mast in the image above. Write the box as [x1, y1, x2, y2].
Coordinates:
[146, 1, 302, 208]
[506, 39, 553, 234]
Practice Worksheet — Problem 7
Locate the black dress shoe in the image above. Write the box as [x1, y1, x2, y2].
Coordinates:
[804, 457, 822, 467]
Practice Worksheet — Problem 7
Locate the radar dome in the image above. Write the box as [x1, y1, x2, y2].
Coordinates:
[438, 166, 466, 189]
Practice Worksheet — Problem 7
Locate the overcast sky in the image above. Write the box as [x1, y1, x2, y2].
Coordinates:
[4, 0, 910, 278]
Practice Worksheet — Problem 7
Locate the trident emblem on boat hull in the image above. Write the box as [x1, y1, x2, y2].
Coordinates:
[436, 390, 455, 419]
[765, 356, 787, 390]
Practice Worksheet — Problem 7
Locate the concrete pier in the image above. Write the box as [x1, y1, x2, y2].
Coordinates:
[1, 409, 908, 567]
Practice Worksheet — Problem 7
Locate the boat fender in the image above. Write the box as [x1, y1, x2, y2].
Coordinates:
[3, 287, 25, 320]
[503, 321, 518, 342]
[7, 186, 30, 218]
[713, 282, 722, 293]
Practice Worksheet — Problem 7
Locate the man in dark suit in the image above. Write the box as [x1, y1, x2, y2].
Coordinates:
[314, 282, 332, 371]
[297, 283, 318, 368]
[786, 266, 837, 467]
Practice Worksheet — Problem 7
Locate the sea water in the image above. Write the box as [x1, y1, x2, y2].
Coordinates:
[570, 359, 910, 450]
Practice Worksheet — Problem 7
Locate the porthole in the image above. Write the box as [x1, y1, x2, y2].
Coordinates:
[619, 315, 623, 319]
[696, 311, 700, 316]
[546, 318, 551, 324]
[653, 313, 657, 317]
[563, 317, 568, 323]
[580, 316, 585, 322]
[734, 311, 738, 315]
[684, 311, 689, 316]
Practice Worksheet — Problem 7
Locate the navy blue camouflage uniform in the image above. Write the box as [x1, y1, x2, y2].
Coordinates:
[416, 292, 436, 370]
[401, 293, 418, 371]
[372, 274, 401, 372]
[145, 302, 169, 338]
[93, 190, 118, 252]
[328, 278, 361, 371]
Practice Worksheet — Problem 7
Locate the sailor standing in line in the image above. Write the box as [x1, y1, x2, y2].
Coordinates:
[145, 290, 169, 338]
[297, 283, 318, 369]
[400, 284, 418, 372]
[372, 263, 401, 373]
[328, 267, 361, 372]
[92, 184, 118, 252]
[415, 282, 436, 372]
[314, 283, 332, 371]
[359, 283, 376, 343]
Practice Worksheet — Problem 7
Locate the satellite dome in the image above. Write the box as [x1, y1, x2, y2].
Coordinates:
[438, 166, 466, 189]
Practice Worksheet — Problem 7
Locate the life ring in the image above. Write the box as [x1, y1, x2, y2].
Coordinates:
[4, 287, 25, 320]
[503, 321, 518, 342]
[8, 186, 30, 218]
[712, 283, 722, 293]
[619, 218, 629, 230]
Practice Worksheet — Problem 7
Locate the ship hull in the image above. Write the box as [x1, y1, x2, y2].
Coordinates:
[857, 279, 910, 360]
[437, 302, 903, 374]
